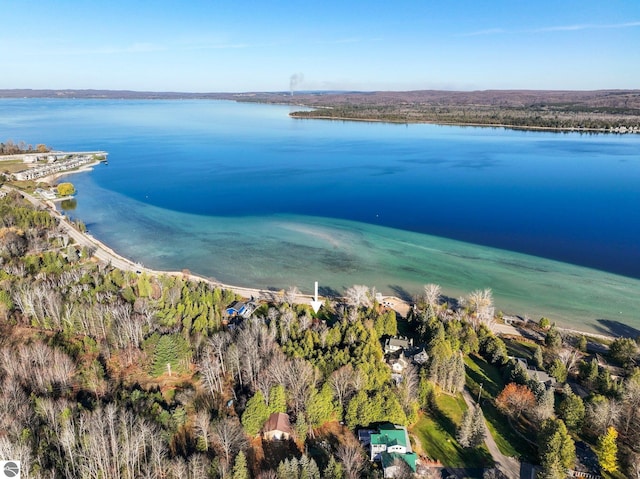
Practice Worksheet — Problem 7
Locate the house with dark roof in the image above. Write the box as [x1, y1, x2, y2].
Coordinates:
[225, 301, 246, 316]
[369, 424, 417, 478]
[513, 357, 556, 386]
[263, 412, 293, 441]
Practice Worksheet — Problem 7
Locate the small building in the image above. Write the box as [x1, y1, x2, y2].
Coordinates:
[34, 188, 56, 200]
[225, 301, 246, 316]
[389, 353, 408, 374]
[411, 348, 429, 365]
[263, 412, 293, 441]
[513, 357, 556, 387]
[369, 424, 417, 478]
[384, 336, 413, 355]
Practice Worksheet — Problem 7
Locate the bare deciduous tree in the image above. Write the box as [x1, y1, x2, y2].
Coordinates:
[423, 283, 442, 310]
[557, 348, 580, 374]
[329, 364, 362, 412]
[586, 397, 621, 437]
[463, 288, 495, 331]
[284, 285, 301, 305]
[210, 416, 248, 475]
[285, 357, 318, 416]
[336, 441, 365, 479]
[344, 284, 372, 309]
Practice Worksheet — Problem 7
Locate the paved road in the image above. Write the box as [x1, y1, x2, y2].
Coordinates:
[461, 388, 522, 479]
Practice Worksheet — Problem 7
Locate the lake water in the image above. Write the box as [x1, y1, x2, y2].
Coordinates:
[1, 98, 639, 335]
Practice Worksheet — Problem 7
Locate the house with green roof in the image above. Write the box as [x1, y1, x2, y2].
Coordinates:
[369, 424, 417, 478]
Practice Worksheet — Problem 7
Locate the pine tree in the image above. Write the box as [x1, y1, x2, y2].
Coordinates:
[457, 408, 473, 447]
[596, 426, 618, 473]
[538, 419, 575, 479]
[299, 455, 321, 479]
[323, 456, 344, 479]
[277, 457, 299, 479]
[268, 384, 287, 414]
[232, 451, 249, 479]
[534, 346, 544, 369]
[534, 387, 555, 423]
[470, 405, 487, 447]
[241, 391, 270, 436]
[558, 391, 584, 432]
[294, 414, 309, 443]
[307, 383, 337, 427]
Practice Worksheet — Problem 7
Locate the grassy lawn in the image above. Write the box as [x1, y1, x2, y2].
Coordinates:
[411, 391, 494, 468]
[503, 338, 538, 361]
[0, 159, 30, 174]
[464, 354, 537, 461]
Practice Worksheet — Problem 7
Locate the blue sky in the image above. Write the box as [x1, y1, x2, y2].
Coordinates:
[2, 0, 639, 92]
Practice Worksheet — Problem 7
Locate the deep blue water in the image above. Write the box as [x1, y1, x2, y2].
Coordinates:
[3, 98, 638, 278]
[4, 98, 640, 331]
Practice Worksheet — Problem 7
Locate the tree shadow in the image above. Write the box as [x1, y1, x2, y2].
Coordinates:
[260, 438, 300, 471]
[441, 295, 460, 309]
[465, 361, 500, 398]
[387, 284, 413, 302]
[318, 285, 342, 298]
[595, 319, 640, 339]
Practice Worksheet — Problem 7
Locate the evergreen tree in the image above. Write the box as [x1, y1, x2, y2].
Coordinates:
[481, 334, 508, 365]
[596, 426, 618, 473]
[232, 451, 249, 479]
[147, 333, 192, 377]
[509, 360, 529, 385]
[277, 457, 299, 479]
[545, 327, 562, 349]
[538, 419, 575, 479]
[548, 359, 567, 383]
[268, 384, 287, 414]
[384, 309, 398, 336]
[577, 335, 587, 352]
[307, 383, 337, 427]
[534, 346, 544, 369]
[578, 358, 598, 388]
[241, 391, 270, 436]
[299, 455, 321, 479]
[457, 407, 473, 447]
[558, 390, 585, 432]
[534, 387, 555, 423]
[323, 455, 344, 479]
[417, 369, 435, 410]
[470, 405, 487, 447]
[596, 369, 612, 395]
[294, 414, 309, 443]
[345, 390, 371, 428]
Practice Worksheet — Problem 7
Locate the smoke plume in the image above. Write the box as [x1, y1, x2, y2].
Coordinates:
[289, 73, 304, 96]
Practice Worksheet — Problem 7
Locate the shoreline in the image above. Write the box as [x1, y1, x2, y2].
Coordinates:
[38, 160, 102, 183]
[5, 163, 622, 342]
[289, 112, 639, 135]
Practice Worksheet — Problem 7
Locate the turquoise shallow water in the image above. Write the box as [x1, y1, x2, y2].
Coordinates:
[68, 172, 640, 336]
[1, 98, 639, 335]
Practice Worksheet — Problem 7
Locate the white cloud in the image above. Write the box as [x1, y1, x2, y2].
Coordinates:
[460, 21, 640, 37]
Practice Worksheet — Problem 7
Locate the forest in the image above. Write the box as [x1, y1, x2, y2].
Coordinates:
[1, 189, 640, 479]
